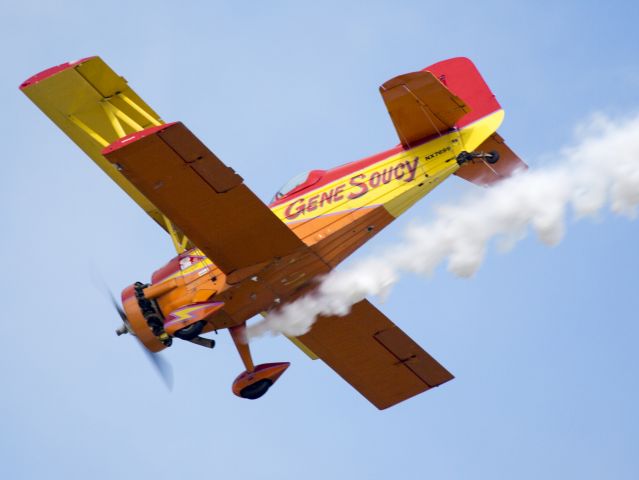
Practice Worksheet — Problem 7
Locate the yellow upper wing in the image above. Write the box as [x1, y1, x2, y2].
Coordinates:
[22, 57, 309, 275]
[20, 56, 184, 243]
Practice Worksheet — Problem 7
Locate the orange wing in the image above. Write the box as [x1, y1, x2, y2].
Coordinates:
[380, 71, 469, 149]
[455, 132, 528, 186]
[296, 299, 453, 409]
[103, 122, 307, 276]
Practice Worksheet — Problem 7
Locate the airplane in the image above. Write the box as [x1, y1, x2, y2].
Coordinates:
[21, 56, 526, 409]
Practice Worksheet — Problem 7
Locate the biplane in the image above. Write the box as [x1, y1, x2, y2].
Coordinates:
[21, 56, 525, 409]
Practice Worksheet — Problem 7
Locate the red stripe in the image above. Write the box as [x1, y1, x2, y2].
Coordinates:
[101, 123, 177, 155]
[19, 56, 96, 90]
[269, 144, 404, 207]
[424, 57, 501, 129]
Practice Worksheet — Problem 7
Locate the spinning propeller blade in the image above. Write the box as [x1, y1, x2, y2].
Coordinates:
[139, 344, 174, 390]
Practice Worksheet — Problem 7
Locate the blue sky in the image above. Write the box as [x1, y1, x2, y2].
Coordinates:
[2, 1, 639, 478]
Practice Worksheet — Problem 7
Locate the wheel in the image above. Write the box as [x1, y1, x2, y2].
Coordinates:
[174, 320, 206, 340]
[486, 150, 500, 164]
[239, 379, 273, 399]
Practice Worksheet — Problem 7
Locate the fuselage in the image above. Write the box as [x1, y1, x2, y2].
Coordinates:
[127, 110, 505, 351]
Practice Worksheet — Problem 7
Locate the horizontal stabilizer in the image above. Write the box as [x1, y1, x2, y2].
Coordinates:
[455, 132, 527, 186]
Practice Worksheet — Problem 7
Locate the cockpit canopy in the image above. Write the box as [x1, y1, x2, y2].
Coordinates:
[271, 170, 325, 203]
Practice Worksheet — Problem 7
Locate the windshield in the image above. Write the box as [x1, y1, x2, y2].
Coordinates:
[271, 171, 312, 202]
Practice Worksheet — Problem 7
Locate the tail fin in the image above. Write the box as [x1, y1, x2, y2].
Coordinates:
[380, 57, 526, 186]
[380, 57, 503, 150]
[425, 58, 527, 186]
[424, 57, 501, 129]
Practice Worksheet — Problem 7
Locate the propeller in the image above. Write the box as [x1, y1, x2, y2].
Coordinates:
[105, 289, 174, 391]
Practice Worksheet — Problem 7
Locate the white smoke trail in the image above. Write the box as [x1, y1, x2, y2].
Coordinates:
[248, 113, 639, 339]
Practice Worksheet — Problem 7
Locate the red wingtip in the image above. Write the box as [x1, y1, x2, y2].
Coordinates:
[101, 122, 178, 156]
[19, 56, 96, 90]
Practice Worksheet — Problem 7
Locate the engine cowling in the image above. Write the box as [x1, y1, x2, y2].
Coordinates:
[121, 283, 167, 353]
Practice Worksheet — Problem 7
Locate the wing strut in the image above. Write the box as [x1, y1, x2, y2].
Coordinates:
[163, 216, 190, 254]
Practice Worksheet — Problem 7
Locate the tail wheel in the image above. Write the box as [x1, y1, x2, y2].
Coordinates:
[457, 150, 500, 165]
[486, 150, 500, 164]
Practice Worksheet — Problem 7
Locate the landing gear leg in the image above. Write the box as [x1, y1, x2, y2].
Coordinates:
[229, 323, 290, 400]
[229, 324, 255, 373]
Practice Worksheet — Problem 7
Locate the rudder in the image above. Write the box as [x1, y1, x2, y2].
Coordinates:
[424, 57, 501, 128]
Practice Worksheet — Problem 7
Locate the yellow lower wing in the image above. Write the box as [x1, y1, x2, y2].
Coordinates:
[21, 56, 189, 252]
